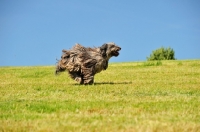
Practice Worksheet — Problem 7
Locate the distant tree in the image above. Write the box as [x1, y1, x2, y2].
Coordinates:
[147, 47, 175, 61]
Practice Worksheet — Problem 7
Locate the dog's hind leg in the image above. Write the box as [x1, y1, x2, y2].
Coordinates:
[68, 72, 84, 84]
[75, 77, 84, 84]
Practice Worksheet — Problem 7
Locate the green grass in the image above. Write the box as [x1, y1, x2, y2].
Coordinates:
[0, 60, 200, 132]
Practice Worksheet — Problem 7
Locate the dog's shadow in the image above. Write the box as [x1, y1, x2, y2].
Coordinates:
[94, 81, 132, 85]
[72, 81, 132, 85]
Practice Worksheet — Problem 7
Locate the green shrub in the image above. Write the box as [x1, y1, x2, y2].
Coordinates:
[147, 47, 175, 61]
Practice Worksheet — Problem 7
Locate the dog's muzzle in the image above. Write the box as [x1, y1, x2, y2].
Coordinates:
[113, 47, 121, 56]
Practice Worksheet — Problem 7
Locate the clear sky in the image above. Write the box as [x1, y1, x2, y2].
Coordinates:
[1, 0, 200, 66]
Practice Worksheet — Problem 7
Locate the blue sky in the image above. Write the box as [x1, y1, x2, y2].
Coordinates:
[1, 0, 200, 66]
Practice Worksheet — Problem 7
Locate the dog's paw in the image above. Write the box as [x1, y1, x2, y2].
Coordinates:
[84, 78, 94, 85]
[75, 77, 83, 84]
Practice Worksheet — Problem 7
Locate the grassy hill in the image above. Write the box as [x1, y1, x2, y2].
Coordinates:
[0, 60, 200, 131]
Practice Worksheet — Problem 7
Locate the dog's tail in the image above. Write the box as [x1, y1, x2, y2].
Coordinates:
[55, 59, 67, 75]
[55, 49, 71, 75]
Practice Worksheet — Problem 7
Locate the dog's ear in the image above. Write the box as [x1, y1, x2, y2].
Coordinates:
[100, 44, 108, 57]
[100, 44, 108, 50]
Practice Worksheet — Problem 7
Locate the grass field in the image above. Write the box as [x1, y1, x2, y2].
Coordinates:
[0, 60, 200, 132]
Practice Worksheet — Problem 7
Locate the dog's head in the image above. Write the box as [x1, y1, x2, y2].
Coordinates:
[100, 42, 121, 59]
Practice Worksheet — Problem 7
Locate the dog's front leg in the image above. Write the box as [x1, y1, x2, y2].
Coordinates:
[84, 76, 94, 85]
[82, 67, 95, 85]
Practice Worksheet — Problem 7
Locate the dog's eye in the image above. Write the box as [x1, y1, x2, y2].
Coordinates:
[110, 45, 115, 48]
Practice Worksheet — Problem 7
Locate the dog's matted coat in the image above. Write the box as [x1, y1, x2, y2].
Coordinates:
[55, 42, 121, 84]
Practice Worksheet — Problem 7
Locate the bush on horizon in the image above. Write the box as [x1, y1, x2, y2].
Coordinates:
[147, 47, 175, 61]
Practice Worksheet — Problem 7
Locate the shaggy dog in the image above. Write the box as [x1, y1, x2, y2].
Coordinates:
[55, 42, 121, 84]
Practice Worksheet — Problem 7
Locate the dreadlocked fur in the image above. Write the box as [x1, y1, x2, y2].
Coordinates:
[55, 42, 121, 84]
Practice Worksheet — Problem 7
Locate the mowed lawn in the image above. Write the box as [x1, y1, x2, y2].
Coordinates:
[0, 60, 200, 132]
